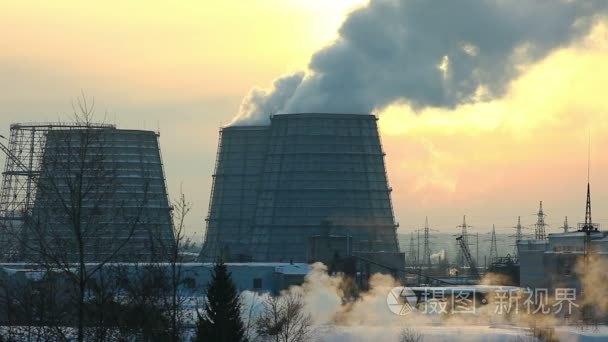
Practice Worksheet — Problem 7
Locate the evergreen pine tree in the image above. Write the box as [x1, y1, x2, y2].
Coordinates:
[194, 261, 247, 342]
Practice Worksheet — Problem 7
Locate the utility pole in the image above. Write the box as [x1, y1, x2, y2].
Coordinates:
[534, 201, 547, 240]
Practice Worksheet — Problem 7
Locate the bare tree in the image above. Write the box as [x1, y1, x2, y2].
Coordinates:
[8, 94, 163, 341]
[242, 292, 264, 341]
[148, 188, 192, 341]
[103, 188, 193, 341]
[168, 190, 191, 340]
[254, 292, 314, 342]
[399, 328, 423, 342]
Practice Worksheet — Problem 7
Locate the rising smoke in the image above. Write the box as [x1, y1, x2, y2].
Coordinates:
[230, 0, 608, 126]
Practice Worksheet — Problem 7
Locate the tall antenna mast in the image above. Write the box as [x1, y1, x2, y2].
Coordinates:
[585, 135, 592, 229]
[580, 133, 597, 234]
[588, 134, 590, 182]
[579, 131, 598, 323]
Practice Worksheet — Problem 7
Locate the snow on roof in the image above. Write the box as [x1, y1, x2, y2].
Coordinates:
[410, 285, 519, 294]
[274, 264, 311, 275]
[518, 239, 549, 244]
[549, 232, 587, 238]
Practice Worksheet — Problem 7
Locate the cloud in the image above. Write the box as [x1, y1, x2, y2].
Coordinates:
[231, 0, 608, 125]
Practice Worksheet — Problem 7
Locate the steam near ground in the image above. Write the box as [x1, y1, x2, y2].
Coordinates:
[241, 263, 608, 341]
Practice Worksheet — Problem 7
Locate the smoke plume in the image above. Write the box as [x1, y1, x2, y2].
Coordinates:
[230, 0, 607, 126]
[430, 249, 445, 263]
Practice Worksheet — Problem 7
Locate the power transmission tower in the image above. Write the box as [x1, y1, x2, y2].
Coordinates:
[560, 216, 571, 233]
[475, 232, 479, 267]
[422, 217, 431, 269]
[455, 215, 472, 265]
[488, 225, 498, 265]
[417, 230, 421, 269]
[534, 201, 548, 240]
[511, 216, 525, 256]
[407, 232, 417, 266]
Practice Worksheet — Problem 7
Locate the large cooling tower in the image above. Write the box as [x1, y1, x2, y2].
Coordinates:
[201, 113, 400, 263]
[0, 124, 175, 262]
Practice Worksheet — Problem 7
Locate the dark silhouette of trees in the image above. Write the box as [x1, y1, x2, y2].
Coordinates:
[0, 94, 173, 341]
[195, 261, 247, 342]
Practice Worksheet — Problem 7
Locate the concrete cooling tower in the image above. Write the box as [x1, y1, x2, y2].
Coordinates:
[0, 123, 175, 262]
[201, 113, 402, 265]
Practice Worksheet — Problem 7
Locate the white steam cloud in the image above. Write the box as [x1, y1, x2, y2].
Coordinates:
[430, 249, 445, 263]
[230, 0, 608, 126]
[240, 263, 563, 341]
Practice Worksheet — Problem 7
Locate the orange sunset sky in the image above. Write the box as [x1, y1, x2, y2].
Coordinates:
[1, 1, 607, 240]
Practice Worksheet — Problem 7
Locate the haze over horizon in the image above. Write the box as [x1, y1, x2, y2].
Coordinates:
[2, 0, 608, 242]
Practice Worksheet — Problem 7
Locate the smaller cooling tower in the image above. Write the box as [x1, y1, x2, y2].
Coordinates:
[201, 113, 401, 263]
[0, 124, 175, 262]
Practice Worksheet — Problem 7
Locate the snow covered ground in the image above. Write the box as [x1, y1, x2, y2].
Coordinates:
[315, 324, 608, 342]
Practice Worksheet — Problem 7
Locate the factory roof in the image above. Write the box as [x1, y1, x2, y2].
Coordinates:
[549, 231, 605, 239]
[518, 239, 549, 244]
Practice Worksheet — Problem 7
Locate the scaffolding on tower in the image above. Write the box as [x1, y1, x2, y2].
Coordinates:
[0, 122, 114, 260]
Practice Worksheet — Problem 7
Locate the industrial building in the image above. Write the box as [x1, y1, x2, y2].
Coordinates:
[201, 113, 403, 268]
[0, 123, 175, 262]
[518, 179, 607, 322]
[0, 262, 309, 297]
[518, 231, 608, 290]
